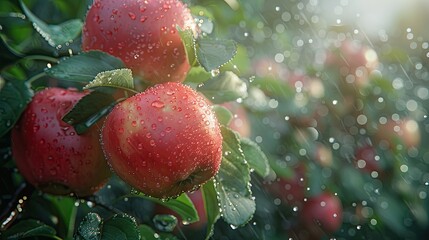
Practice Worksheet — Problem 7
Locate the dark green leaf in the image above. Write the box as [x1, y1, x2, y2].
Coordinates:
[195, 38, 237, 71]
[212, 105, 233, 126]
[62, 90, 116, 134]
[214, 126, 255, 227]
[20, 0, 82, 47]
[0, 34, 25, 69]
[375, 194, 409, 236]
[197, 71, 248, 104]
[152, 214, 178, 232]
[84, 69, 134, 91]
[0, 76, 33, 137]
[102, 214, 140, 240]
[139, 193, 199, 224]
[184, 66, 211, 84]
[46, 195, 77, 240]
[45, 51, 125, 83]
[202, 180, 220, 240]
[177, 27, 197, 66]
[76, 212, 102, 240]
[240, 137, 270, 178]
[138, 225, 178, 240]
[2, 219, 59, 240]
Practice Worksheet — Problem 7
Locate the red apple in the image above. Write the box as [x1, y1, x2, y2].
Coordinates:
[313, 143, 333, 167]
[325, 40, 379, 88]
[82, 0, 196, 84]
[264, 164, 306, 208]
[354, 144, 381, 173]
[297, 192, 343, 239]
[102, 82, 223, 199]
[374, 118, 420, 149]
[11, 88, 111, 196]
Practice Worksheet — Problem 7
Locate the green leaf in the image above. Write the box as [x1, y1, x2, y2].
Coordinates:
[214, 126, 255, 227]
[76, 212, 102, 240]
[46, 195, 77, 240]
[0, 34, 25, 69]
[20, 0, 82, 47]
[195, 37, 237, 71]
[177, 27, 197, 66]
[240, 137, 270, 178]
[102, 214, 141, 240]
[2, 219, 59, 240]
[202, 180, 221, 240]
[138, 225, 178, 240]
[45, 51, 125, 83]
[0, 76, 33, 138]
[194, 15, 214, 35]
[140, 193, 199, 224]
[197, 71, 248, 104]
[184, 66, 211, 84]
[251, 77, 294, 99]
[84, 69, 134, 91]
[212, 105, 233, 126]
[62, 90, 116, 134]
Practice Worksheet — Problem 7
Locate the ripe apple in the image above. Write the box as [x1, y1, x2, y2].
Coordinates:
[297, 192, 343, 239]
[354, 144, 381, 173]
[154, 189, 207, 230]
[313, 143, 333, 167]
[102, 82, 222, 199]
[325, 40, 379, 88]
[82, 0, 196, 84]
[11, 88, 111, 196]
[374, 118, 421, 149]
[264, 164, 306, 208]
[221, 102, 251, 138]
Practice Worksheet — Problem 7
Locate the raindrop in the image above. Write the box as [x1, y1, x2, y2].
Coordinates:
[128, 12, 136, 20]
[153, 214, 177, 232]
[151, 100, 165, 108]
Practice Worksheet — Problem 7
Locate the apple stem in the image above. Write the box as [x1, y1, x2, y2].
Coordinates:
[0, 182, 35, 230]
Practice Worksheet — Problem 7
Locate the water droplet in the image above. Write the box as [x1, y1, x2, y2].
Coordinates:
[128, 12, 136, 20]
[153, 214, 177, 232]
[151, 100, 165, 108]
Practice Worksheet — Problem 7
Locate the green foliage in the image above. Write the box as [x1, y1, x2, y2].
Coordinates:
[20, 0, 82, 48]
[1, 220, 60, 240]
[45, 51, 125, 84]
[0, 76, 33, 137]
[197, 71, 248, 104]
[215, 126, 255, 227]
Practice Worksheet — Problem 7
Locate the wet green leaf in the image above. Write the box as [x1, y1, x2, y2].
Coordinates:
[2, 219, 59, 240]
[20, 0, 82, 47]
[240, 137, 270, 177]
[198, 71, 248, 104]
[195, 38, 237, 71]
[215, 126, 255, 227]
[45, 51, 125, 84]
[212, 105, 233, 126]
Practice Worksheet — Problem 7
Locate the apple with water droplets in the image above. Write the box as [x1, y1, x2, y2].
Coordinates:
[11, 88, 111, 196]
[82, 0, 196, 84]
[102, 82, 223, 199]
[264, 164, 306, 208]
[297, 192, 343, 239]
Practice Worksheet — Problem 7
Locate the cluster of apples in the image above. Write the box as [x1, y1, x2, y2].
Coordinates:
[12, 0, 225, 200]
